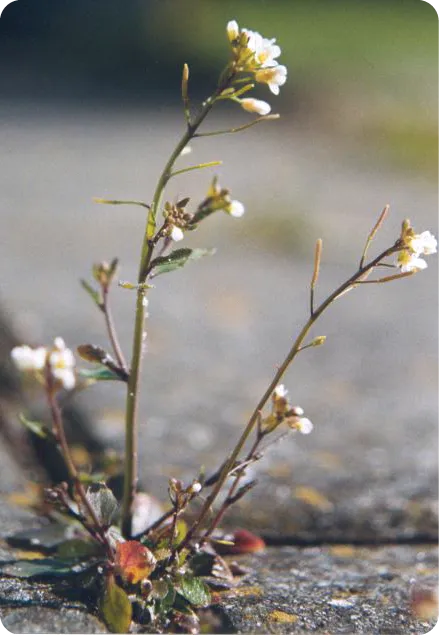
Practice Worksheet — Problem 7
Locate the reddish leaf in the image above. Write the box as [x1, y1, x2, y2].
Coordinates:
[216, 529, 265, 555]
[115, 540, 156, 584]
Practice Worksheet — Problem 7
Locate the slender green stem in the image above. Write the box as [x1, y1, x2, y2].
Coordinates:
[121, 77, 230, 538]
[169, 160, 222, 179]
[180, 243, 400, 549]
[121, 287, 146, 538]
[194, 114, 279, 138]
[102, 287, 128, 373]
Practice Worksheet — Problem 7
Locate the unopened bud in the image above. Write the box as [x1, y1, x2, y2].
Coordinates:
[189, 481, 202, 494]
[311, 336, 326, 347]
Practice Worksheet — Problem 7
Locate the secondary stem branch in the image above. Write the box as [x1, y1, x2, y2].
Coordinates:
[180, 243, 400, 548]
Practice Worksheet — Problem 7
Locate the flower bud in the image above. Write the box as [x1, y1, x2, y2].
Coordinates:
[240, 98, 271, 116]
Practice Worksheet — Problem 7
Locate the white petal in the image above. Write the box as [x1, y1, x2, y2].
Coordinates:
[274, 384, 288, 398]
[229, 200, 245, 218]
[240, 98, 271, 116]
[54, 368, 76, 390]
[53, 337, 66, 350]
[171, 226, 184, 242]
[227, 20, 239, 42]
[297, 418, 313, 435]
[400, 256, 428, 272]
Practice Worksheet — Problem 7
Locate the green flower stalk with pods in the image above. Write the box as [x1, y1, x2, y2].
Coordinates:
[7, 20, 437, 634]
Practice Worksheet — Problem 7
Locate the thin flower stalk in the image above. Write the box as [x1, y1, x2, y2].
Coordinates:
[102, 285, 128, 374]
[180, 242, 401, 550]
[45, 370, 113, 557]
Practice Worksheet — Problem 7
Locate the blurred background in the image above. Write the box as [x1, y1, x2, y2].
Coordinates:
[0, 0, 437, 539]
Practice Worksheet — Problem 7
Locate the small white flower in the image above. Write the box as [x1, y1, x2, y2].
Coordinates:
[227, 19, 239, 42]
[170, 226, 184, 242]
[240, 98, 271, 116]
[189, 481, 202, 494]
[48, 338, 76, 390]
[52, 368, 76, 390]
[11, 345, 47, 372]
[291, 406, 304, 417]
[243, 29, 281, 68]
[410, 231, 437, 256]
[296, 417, 313, 435]
[255, 65, 287, 95]
[273, 384, 288, 399]
[398, 253, 428, 273]
[227, 200, 245, 218]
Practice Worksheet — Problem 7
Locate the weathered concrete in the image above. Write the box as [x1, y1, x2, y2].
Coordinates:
[215, 545, 438, 634]
[1, 607, 107, 634]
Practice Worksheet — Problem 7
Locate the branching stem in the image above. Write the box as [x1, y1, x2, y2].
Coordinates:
[179, 242, 401, 550]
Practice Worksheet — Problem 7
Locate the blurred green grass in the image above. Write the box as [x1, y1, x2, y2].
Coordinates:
[146, 0, 437, 177]
[148, 0, 436, 81]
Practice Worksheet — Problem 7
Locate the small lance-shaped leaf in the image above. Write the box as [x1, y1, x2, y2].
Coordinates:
[101, 574, 132, 634]
[115, 540, 157, 585]
[77, 344, 108, 364]
[19, 414, 55, 442]
[149, 248, 216, 277]
[80, 279, 102, 307]
[78, 367, 121, 382]
[176, 573, 211, 608]
[84, 483, 118, 528]
[77, 345, 129, 382]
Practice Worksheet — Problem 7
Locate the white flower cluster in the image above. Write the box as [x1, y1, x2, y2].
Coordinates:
[206, 177, 245, 219]
[397, 225, 437, 273]
[11, 337, 76, 390]
[268, 384, 313, 435]
[227, 20, 287, 116]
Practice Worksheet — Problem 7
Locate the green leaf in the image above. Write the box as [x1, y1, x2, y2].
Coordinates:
[0, 558, 95, 579]
[78, 367, 121, 382]
[80, 279, 101, 306]
[101, 575, 132, 634]
[176, 574, 211, 608]
[84, 483, 118, 528]
[19, 414, 55, 442]
[154, 580, 176, 617]
[150, 248, 216, 277]
[93, 197, 150, 210]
